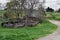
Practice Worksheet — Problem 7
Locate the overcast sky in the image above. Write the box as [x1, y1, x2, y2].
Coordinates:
[0, 0, 60, 10]
[45, 0, 60, 10]
[0, 0, 10, 3]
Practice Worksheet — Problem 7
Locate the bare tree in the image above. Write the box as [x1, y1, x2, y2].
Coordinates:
[5, 0, 45, 26]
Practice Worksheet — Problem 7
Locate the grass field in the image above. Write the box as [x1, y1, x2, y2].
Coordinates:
[46, 12, 60, 20]
[0, 10, 6, 16]
[0, 11, 57, 40]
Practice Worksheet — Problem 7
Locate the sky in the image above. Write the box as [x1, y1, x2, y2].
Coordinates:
[45, 0, 60, 10]
[0, 0, 60, 10]
[0, 0, 9, 4]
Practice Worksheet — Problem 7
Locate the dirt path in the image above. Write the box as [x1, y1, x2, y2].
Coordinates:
[37, 20, 60, 40]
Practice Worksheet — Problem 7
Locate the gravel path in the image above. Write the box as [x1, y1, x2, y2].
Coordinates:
[37, 20, 60, 40]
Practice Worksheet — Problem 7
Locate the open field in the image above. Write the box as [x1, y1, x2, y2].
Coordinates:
[46, 12, 60, 20]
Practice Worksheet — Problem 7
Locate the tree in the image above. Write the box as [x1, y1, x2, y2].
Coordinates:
[46, 7, 55, 18]
[46, 7, 54, 12]
[6, 0, 45, 16]
[57, 8, 60, 12]
[4, 0, 45, 26]
[6, 0, 26, 19]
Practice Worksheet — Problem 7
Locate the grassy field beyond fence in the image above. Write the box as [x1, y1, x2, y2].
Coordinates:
[46, 12, 60, 20]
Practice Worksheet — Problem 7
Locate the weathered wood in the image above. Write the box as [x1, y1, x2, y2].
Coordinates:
[1, 17, 40, 28]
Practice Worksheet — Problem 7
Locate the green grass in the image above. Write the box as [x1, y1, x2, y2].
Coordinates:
[0, 10, 6, 16]
[0, 21, 57, 40]
[53, 12, 60, 20]
[46, 12, 60, 20]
